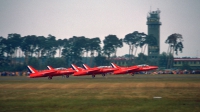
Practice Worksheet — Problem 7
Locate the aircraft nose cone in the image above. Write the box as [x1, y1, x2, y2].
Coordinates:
[152, 66, 158, 69]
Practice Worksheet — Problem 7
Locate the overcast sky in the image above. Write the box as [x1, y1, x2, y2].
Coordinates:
[0, 0, 200, 58]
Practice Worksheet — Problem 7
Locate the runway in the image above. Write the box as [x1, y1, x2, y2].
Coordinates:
[0, 74, 200, 81]
[1, 74, 200, 112]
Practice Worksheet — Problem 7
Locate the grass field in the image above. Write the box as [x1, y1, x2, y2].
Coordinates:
[0, 74, 200, 112]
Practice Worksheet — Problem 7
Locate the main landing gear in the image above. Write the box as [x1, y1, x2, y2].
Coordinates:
[48, 76, 52, 80]
[62, 75, 69, 78]
[92, 75, 95, 78]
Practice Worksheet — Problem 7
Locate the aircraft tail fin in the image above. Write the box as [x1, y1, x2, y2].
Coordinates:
[71, 64, 80, 72]
[47, 66, 54, 70]
[82, 64, 91, 70]
[110, 63, 120, 68]
[27, 66, 38, 73]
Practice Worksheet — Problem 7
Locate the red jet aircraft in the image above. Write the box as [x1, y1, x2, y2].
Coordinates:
[47, 66, 75, 78]
[71, 64, 99, 78]
[110, 63, 139, 75]
[82, 64, 118, 77]
[27, 65, 57, 79]
[130, 64, 158, 75]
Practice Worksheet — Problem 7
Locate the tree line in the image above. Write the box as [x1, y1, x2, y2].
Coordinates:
[0, 32, 183, 71]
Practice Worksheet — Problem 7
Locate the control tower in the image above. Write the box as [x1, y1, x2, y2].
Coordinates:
[146, 9, 161, 60]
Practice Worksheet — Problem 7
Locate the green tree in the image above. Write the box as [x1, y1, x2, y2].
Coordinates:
[42, 34, 57, 58]
[134, 53, 149, 65]
[89, 37, 101, 66]
[62, 36, 85, 65]
[123, 31, 144, 59]
[0, 36, 9, 70]
[4, 34, 22, 64]
[35, 36, 46, 58]
[103, 44, 115, 58]
[45, 58, 67, 68]
[57, 38, 67, 57]
[103, 35, 123, 58]
[158, 52, 168, 68]
[20, 35, 38, 64]
[165, 33, 184, 68]
[8, 34, 22, 56]
[94, 54, 110, 66]
[83, 38, 90, 58]
[28, 57, 40, 69]
[0, 36, 6, 57]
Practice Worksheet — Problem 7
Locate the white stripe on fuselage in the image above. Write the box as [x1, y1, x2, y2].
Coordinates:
[83, 64, 89, 69]
[71, 65, 79, 71]
[47, 66, 52, 70]
[28, 66, 35, 73]
[111, 63, 117, 68]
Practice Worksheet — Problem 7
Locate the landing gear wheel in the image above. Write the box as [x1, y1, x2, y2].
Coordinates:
[66, 75, 69, 78]
[92, 75, 95, 78]
[102, 74, 105, 77]
[48, 76, 52, 80]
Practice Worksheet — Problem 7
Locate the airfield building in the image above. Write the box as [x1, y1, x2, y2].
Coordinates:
[173, 58, 200, 70]
[146, 9, 161, 61]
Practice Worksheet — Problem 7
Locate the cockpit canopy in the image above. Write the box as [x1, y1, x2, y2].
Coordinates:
[137, 64, 149, 67]
[55, 67, 66, 70]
